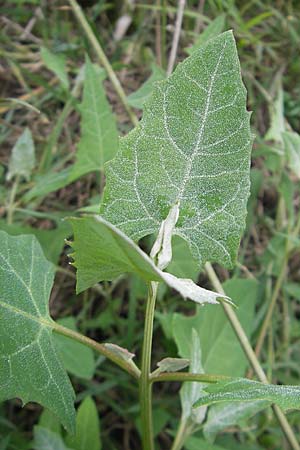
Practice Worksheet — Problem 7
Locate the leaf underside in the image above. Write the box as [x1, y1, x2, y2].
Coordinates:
[101, 31, 252, 269]
[69, 215, 229, 306]
[194, 378, 300, 411]
[0, 231, 75, 432]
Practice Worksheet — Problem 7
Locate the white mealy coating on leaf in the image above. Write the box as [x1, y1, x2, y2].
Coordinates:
[101, 31, 252, 269]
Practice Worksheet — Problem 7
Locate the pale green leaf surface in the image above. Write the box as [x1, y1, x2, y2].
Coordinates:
[282, 131, 300, 178]
[127, 64, 166, 109]
[7, 128, 35, 181]
[180, 329, 207, 424]
[0, 232, 75, 432]
[69, 215, 229, 306]
[156, 357, 190, 374]
[194, 378, 300, 411]
[101, 31, 252, 269]
[185, 15, 226, 55]
[33, 426, 73, 450]
[203, 400, 269, 442]
[69, 57, 118, 180]
[184, 435, 227, 450]
[41, 47, 69, 89]
[54, 317, 95, 380]
[0, 220, 69, 265]
[66, 397, 101, 450]
[264, 83, 284, 144]
[173, 278, 258, 375]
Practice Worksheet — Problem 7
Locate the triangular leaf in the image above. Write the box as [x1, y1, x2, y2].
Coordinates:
[193, 378, 300, 411]
[0, 232, 75, 432]
[69, 57, 118, 181]
[7, 128, 35, 181]
[69, 215, 230, 306]
[101, 31, 252, 269]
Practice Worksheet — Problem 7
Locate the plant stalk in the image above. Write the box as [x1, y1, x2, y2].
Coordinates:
[67, 0, 138, 127]
[140, 281, 158, 450]
[205, 262, 300, 450]
[52, 321, 140, 379]
[7, 175, 20, 225]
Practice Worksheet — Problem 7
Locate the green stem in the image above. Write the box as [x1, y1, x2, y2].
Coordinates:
[67, 0, 138, 127]
[205, 262, 300, 450]
[7, 175, 20, 225]
[140, 281, 158, 450]
[52, 321, 140, 379]
[171, 420, 191, 450]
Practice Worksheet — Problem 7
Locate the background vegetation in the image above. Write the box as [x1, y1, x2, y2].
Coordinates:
[0, 0, 300, 449]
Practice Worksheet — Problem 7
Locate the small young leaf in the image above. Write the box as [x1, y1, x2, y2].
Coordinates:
[185, 15, 226, 55]
[193, 378, 300, 411]
[127, 64, 166, 109]
[41, 47, 69, 89]
[156, 357, 190, 374]
[54, 317, 95, 380]
[7, 128, 35, 181]
[101, 31, 252, 270]
[282, 131, 300, 177]
[69, 57, 118, 181]
[69, 215, 230, 306]
[0, 232, 75, 432]
[66, 397, 101, 450]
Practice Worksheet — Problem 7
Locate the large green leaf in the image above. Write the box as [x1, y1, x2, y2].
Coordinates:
[69, 215, 230, 306]
[0, 231, 75, 432]
[101, 31, 252, 269]
[173, 279, 258, 376]
[194, 378, 300, 411]
[0, 220, 70, 265]
[69, 57, 118, 181]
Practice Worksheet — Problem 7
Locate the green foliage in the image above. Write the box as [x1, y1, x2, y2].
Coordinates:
[69, 215, 230, 305]
[127, 64, 166, 109]
[7, 128, 35, 181]
[54, 317, 95, 380]
[69, 57, 118, 180]
[33, 426, 72, 450]
[101, 31, 252, 270]
[41, 47, 69, 90]
[66, 397, 101, 450]
[0, 232, 75, 432]
[282, 131, 300, 177]
[185, 15, 226, 55]
[194, 378, 300, 411]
